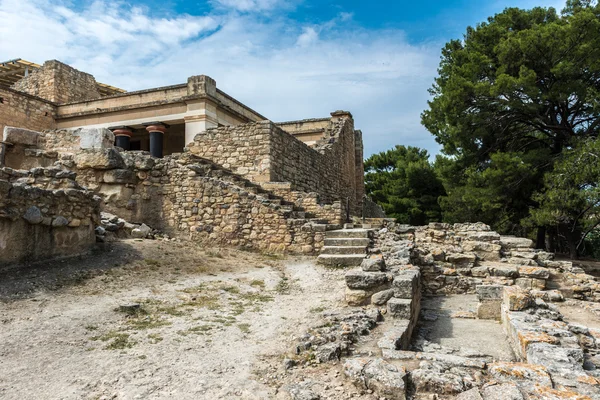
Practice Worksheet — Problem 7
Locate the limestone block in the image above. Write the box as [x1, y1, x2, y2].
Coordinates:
[500, 236, 534, 250]
[72, 128, 114, 149]
[477, 300, 502, 320]
[387, 298, 413, 319]
[345, 270, 389, 290]
[476, 284, 505, 301]
[525, 342, 584, 377]
[361, 256, 386, 272]
[515, 278, 546, 290]
[3, 126, 40, 146]
[487, 362, 552, 387]
[372, 289, 395, 306]
[518, 266, 550, 279]
[345, 287, 371, 306]
[392, 270, 420, 299]
[75, 149, 124, 170]
[490, 264, 519, 278]
[344, 358, 407, 400]
[446, 252, 477, 268]
[481, 383, 524, 400]
[456, 388, 484, 400]
[462, 241, 502, 261]
[503, 286, 533, 311]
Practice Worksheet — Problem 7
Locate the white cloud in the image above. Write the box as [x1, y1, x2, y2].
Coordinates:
[296, 27, 318, 47]
[0, 0, 442, 157]
[211, 0, 294, 12]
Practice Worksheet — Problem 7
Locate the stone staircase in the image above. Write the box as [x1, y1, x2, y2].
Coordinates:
[186, 155, 327, 223]
[317, 228, 373, 267]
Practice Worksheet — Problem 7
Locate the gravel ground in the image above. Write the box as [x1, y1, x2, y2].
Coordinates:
[0, 239, 363, 400]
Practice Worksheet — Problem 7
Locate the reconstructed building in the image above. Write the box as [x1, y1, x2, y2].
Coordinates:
[0, 58, 383, 263]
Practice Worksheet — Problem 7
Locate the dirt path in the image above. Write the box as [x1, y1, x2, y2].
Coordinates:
[0, 240, 350, 400]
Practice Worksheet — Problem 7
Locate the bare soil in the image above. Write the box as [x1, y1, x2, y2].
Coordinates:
[0, 239, 368, 400]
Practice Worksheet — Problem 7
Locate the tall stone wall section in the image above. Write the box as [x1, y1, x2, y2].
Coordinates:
[186, 122, 271, 183]
[11, 60, 101, 104]
[188, 113, 363, 217]
[0, 165, 100, 266]
[0, 87, 56, 137]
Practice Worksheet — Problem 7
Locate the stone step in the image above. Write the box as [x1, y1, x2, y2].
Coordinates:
[325, 229, 370, 239]
[316, 254, 366, 267]
[320, 245, 367, 255]
[324, 237, 371, 247]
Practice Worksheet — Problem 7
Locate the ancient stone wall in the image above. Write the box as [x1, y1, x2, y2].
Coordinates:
[188, 114, 363, 216]
[187, 122, 271, 183]
[11, 60, 101, 104]
[0, 87, 56, 136]
[0, 166, 100, 266]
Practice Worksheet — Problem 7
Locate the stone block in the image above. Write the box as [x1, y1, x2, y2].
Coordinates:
[3, 126, 40, 146]
[361, 257, 386, 272]
[446, 253, 477, 268]
[477, 300, 502, 320]
[345, 270, 389, 290]
[392, 270, 420, 299]
[75, 148, 124, 170]
[488, 362, 552, 387]
[456, 388, 484, 400]
[372, 289, 395, 306]
[481, 383, 524, 400]
[490, 264, 519, 278]
[344, 358, 407, 399]
[345, 288, 371, 306]
[387, 298, 413, 319]
[72, 128, 114, 149]
[476, 284, 505, 301]
[515, 278, 546, 290]
[525, 342, 584, 378]
[518, 266, 550, 279]
[503, 286, 533, 311]
[500, 236, 533, 250]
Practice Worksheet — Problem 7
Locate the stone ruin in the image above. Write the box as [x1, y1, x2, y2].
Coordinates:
[2, 58, 599, 399]
[283, 222, 600, 399]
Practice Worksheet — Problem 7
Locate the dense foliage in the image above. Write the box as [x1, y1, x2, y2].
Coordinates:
[364, 146, 445, 225]
[366, 1, 600, 258]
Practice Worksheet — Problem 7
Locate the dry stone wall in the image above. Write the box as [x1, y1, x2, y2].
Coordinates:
[11, 60, 101, 104]
[0, 165, 100, 266]
[0, 87, 56, 136]
[188, 113, 364, 217]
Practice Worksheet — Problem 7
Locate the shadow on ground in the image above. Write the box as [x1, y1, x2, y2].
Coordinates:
[0, 241, 143, 301]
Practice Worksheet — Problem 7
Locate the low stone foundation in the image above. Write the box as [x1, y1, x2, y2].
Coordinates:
[0, 166, 99, 266]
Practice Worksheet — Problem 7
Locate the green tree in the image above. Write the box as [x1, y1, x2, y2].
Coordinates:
[529, 138, 600, 258]
[421, 0, 600, 250]
[365, 145, 445, 225]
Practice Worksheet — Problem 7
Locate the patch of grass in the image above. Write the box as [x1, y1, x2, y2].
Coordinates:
[275, 277, 291, 294]
[187, 325, 213, 335]
[85, 324, 98, 331]
[182, 295, 221, 311]
[220, 285, 240, 294]
[237, 323, 251, 334]
[147, 333, 163, 344]
[157, 305, 187, 317]
[144, 259, 161, 266]
[115, 304, 147, 317]
[126, 316, 171, 330]
[310, 306, 326, 313]
[91, 331, 136, 350]
[206, 249, 224, 258]
[180, 284, 204, 293]
[249, 280, 265, 288]
[240, 292, 273, 303]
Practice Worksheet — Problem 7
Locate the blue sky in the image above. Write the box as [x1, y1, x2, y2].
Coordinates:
[0, 0, 565, 157]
